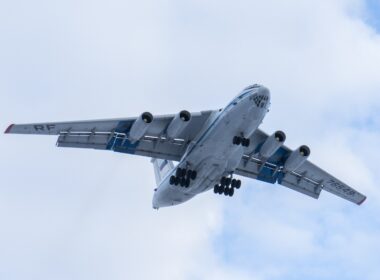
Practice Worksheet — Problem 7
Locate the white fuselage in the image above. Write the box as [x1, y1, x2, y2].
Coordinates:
[152, 85, 271, 209]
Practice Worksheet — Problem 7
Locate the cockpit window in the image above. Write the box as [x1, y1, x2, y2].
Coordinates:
[253, 94, 268, 107]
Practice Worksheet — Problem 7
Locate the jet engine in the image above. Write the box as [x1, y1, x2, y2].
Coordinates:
[129, 112, 154, 143]
[259, 131, 286, 159]
[284, 145, 311, 172]
[166, 110, 192, 139]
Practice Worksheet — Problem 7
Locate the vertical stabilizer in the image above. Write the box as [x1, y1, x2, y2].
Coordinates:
[151, 158, 175, 185]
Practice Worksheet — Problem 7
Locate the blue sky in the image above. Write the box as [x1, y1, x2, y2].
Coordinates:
[1, 1, 380, 280]
[366, 0, 380, 31]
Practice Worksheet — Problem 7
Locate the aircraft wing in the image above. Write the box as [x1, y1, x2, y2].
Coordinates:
[4, 110, 215, 161]
[235, 129, 367, 205]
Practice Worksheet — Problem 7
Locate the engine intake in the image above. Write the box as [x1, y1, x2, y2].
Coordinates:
[284, 145, 311, 172]
[166, 110, 192, 139]
[259, 131, 286, 159]
[129, 112, 154, 143]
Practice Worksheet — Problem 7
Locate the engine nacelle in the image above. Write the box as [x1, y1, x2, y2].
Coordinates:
[284, 145, 311, 172]
[166, 110, 192, 139]
[259, 131, 286, 159]
[129, 112, 154, 143]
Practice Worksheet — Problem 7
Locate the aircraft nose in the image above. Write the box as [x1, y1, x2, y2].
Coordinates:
[258, 86, 271, 100]
[251, 86, 271, 108]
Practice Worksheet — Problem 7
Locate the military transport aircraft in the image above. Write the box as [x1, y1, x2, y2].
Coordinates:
[5, 84, 366, 209]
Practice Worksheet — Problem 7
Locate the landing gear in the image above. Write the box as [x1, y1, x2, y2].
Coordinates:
[233, 136, 250, 147]
[214, 176, 241, 197]
[231, 179, 241, 189]
[170, 168, 197, 188]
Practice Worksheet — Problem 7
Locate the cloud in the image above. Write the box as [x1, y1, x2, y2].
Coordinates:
[1, 0, 380, 280]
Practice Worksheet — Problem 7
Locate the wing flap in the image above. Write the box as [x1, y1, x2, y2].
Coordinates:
[57, 134, 110, 150]
[277, 172, 322, 199]
[291, 162, 367, 205]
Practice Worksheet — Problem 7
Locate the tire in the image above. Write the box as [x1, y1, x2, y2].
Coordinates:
[236, 180, 241, 189]
[170, 176, 176, 185]
[226, 178, 232, 187]
[181, 169, 187, 178]
[174, 177, 180, 186]
[187, 169, 193, 178]
[245, 138, 250, 147]
[224, 188, 229, 196]
[176, 168, 183, 178]
[214, 185, 218, 194]
[185, 178, 191, 188]
[180, 178, 186, 187]
[241, 138, 247, 147]
[231, 179, 237, 188]
[229, 188, 234, 197]
[218, 186, 224, 195]
[220, 177, 226, 186]
[191, 170, 197, 180]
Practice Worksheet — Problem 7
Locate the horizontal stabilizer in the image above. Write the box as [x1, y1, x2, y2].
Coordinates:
[151, 158, 174, 185]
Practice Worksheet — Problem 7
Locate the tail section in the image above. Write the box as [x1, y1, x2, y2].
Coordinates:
[151, 158, 175, 185]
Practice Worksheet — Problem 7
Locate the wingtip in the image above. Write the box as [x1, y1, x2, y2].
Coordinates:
[4, 124, 14, 134]
[358, 196, 367, 206]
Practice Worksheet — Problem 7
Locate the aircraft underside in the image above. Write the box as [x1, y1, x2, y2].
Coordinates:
[4, 84, 367, 209]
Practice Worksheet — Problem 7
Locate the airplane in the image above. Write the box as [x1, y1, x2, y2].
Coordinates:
[4, 84, 366, 209]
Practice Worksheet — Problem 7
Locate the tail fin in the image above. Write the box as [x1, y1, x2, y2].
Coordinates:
[151, 158, 175, 185]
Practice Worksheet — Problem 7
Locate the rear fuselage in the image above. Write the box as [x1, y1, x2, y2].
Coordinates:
[152, 85, 271, 209]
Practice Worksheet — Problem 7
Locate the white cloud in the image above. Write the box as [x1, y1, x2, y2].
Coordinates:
[1, 0, 380, 279]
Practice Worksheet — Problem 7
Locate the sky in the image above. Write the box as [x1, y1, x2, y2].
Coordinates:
[1, 0, 380, 279]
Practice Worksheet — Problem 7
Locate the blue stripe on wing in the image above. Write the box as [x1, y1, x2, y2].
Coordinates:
[267, 146, 291, 166]
[256, 166, 278, 184]
[106, 120, 139, 154]
[112, 138, 139, 154]
[255, 146, 291, 184]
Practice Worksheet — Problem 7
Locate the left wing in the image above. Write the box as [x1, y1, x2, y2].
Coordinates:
[4, 110, 215, 161]
[236, 129, 367, 205]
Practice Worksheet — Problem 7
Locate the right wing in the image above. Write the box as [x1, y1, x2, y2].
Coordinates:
[235, 129, 367, 205]
[4, 110, 216, 161]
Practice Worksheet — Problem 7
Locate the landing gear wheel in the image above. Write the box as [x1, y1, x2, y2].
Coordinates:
[236, 180, 241, 189]
[174, 177, 180, 186]
[170, 176, 176, 185]
[231, 179, 237, 188]
[242, 138, 250, 147]
[233, 136, 243, 145]
[225, 178, 232, 187]
[214, 185, 218, 194]
[221, 177, 226, 186]
[218, 186, 224, 195]
[176, 168, 183, 178]
[185, 178, 191, 188]
[187, 170, 193, 179]
[229, 187, 234, 197]
[180, 178, 186, 187]
[224, 188, 229, 196]
[191, 170, 197, 180]
[181, 169, 187, 178]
